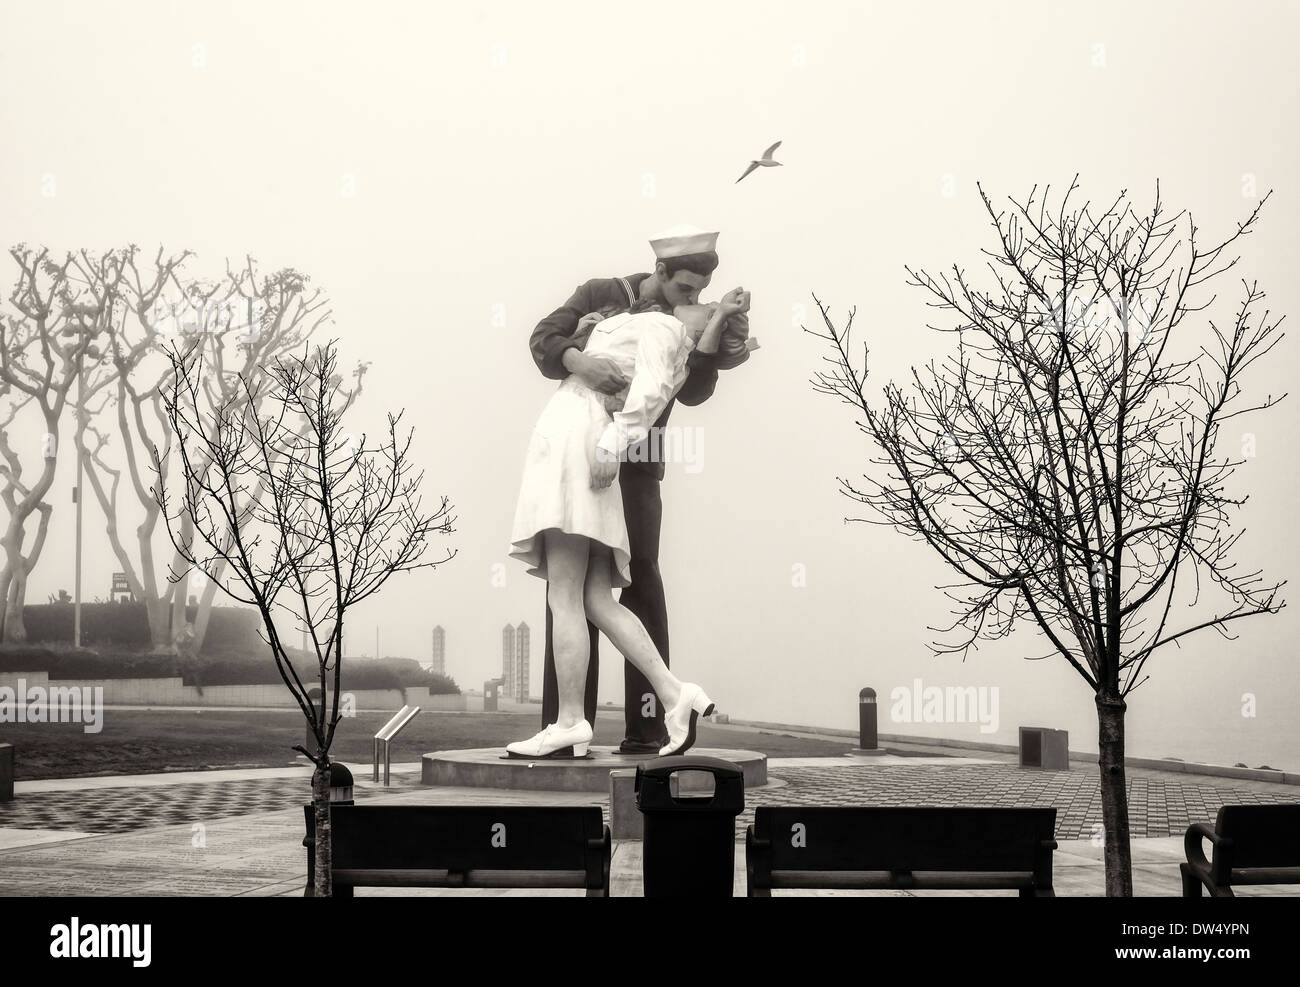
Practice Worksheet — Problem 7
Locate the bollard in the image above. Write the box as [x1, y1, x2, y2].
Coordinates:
[850, 687, 887, 756]
[859, 687, 878, 749]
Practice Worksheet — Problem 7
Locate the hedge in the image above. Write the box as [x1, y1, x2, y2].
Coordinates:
[0, 646, 460, 693]
[21, 602, 263, 654]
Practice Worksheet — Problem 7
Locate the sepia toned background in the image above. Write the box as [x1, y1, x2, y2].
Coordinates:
[3, 0, 1297, 768]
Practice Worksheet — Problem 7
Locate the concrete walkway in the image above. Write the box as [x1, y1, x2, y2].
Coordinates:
[1, 748, 1296, 896]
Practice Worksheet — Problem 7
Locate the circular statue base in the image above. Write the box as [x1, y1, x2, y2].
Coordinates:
[422, 746, 768, 792]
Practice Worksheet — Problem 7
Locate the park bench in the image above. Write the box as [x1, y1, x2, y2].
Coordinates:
[1181, 804, 1300, 897]
[745, 806, 1058, 896]
[303, 804, 611, 896]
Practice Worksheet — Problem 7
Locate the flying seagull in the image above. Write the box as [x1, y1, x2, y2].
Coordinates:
[736, 141, 783, 183]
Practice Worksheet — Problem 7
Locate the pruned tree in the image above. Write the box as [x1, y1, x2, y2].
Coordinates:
[77, 249, 335, 652]
[808, 178, 1286, 896]
[0, 386, 53, 642]
[0, 246, 118, 641]
[154, 338, 455, 896]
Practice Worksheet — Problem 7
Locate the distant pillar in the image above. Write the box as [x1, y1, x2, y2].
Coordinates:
[502, 624, 516, 699]
[515, 621, 530, 702]
[850, 687, 887, 756]
[859, 687, 877, 749]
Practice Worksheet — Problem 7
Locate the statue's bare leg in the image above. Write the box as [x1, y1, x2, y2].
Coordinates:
[581, 543, 682, 711]
[543, 528, 593, 729]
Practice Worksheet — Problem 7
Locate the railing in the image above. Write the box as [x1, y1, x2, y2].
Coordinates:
[373, 704, 421, 786]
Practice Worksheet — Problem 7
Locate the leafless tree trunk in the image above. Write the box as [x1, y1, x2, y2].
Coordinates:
[154, 338, 455, 896]
[76, 250, 333, 652]
[0, 396, 51, 643]
[0, 247, 117, 642]
[809, 178, 1286, 896]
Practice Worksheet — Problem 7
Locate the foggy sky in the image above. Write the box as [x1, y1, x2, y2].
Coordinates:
[3, 0, 1297, 768]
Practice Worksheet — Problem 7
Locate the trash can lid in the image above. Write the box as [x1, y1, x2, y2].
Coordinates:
[634, 756, 746, 813]
[634, 755, 746, 813]
[636, 755, 744, 781]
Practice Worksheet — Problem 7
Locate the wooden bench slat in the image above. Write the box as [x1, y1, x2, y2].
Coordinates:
[1223, 867, 1300, 885]
[769, 870, 1039, 890]
[747, 806, 1057, 896]
[331, 805, 604, 871]
[335, 869, 595, 888]
[305, 804, 611, 896]
[1216, 805, 1300, 868]
[754, 807, 1056, 870]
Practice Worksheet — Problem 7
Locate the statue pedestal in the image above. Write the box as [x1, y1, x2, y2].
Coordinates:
[421, 746, 767, 793]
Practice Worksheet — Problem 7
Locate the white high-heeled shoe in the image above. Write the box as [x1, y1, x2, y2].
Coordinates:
[505, 720, 593, 759]
[659, 683, 715, 757]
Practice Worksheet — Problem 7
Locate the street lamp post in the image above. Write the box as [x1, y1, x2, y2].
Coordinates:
[73, 338, 85, 649]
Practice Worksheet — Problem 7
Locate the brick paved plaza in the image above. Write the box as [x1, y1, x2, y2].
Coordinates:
[3, 738, 1296, 896]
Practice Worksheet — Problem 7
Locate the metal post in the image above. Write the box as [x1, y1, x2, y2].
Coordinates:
[73, 350, 84, 648]
[859, 687, 878, 749]
[850, 687, 887, 756]
[371, 705, 421, 787]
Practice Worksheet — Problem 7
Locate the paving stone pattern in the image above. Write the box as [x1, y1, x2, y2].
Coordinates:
[4, 763, 1295, 840]
[0, 777, 324, 834]
[758, 763, 1298, 839]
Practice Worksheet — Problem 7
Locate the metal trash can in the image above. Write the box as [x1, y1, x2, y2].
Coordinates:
[635, 755, 745, 897]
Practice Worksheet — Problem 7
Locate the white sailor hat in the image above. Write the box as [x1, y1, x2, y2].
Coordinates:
[649, 224, 720, 259]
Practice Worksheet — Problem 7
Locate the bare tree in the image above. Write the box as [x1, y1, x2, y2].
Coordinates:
[154, 338, 455, 896]
[0, 386, 52, 642]
[0, 246, 117, 641]
[77, 250, 333, 652]
[808, 178, 1286, 896]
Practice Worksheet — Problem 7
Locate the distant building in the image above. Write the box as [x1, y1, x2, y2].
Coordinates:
[110, 571, 133, 604]
[514, 621, 530, 702]
[502, 623, 517, 698]
[430, 625, 446, 677]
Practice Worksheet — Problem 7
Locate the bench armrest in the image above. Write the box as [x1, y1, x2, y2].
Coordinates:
[589, 826, 612, 896]
[746, 826, 772, 897]
[1184, 822, 1231, 879]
